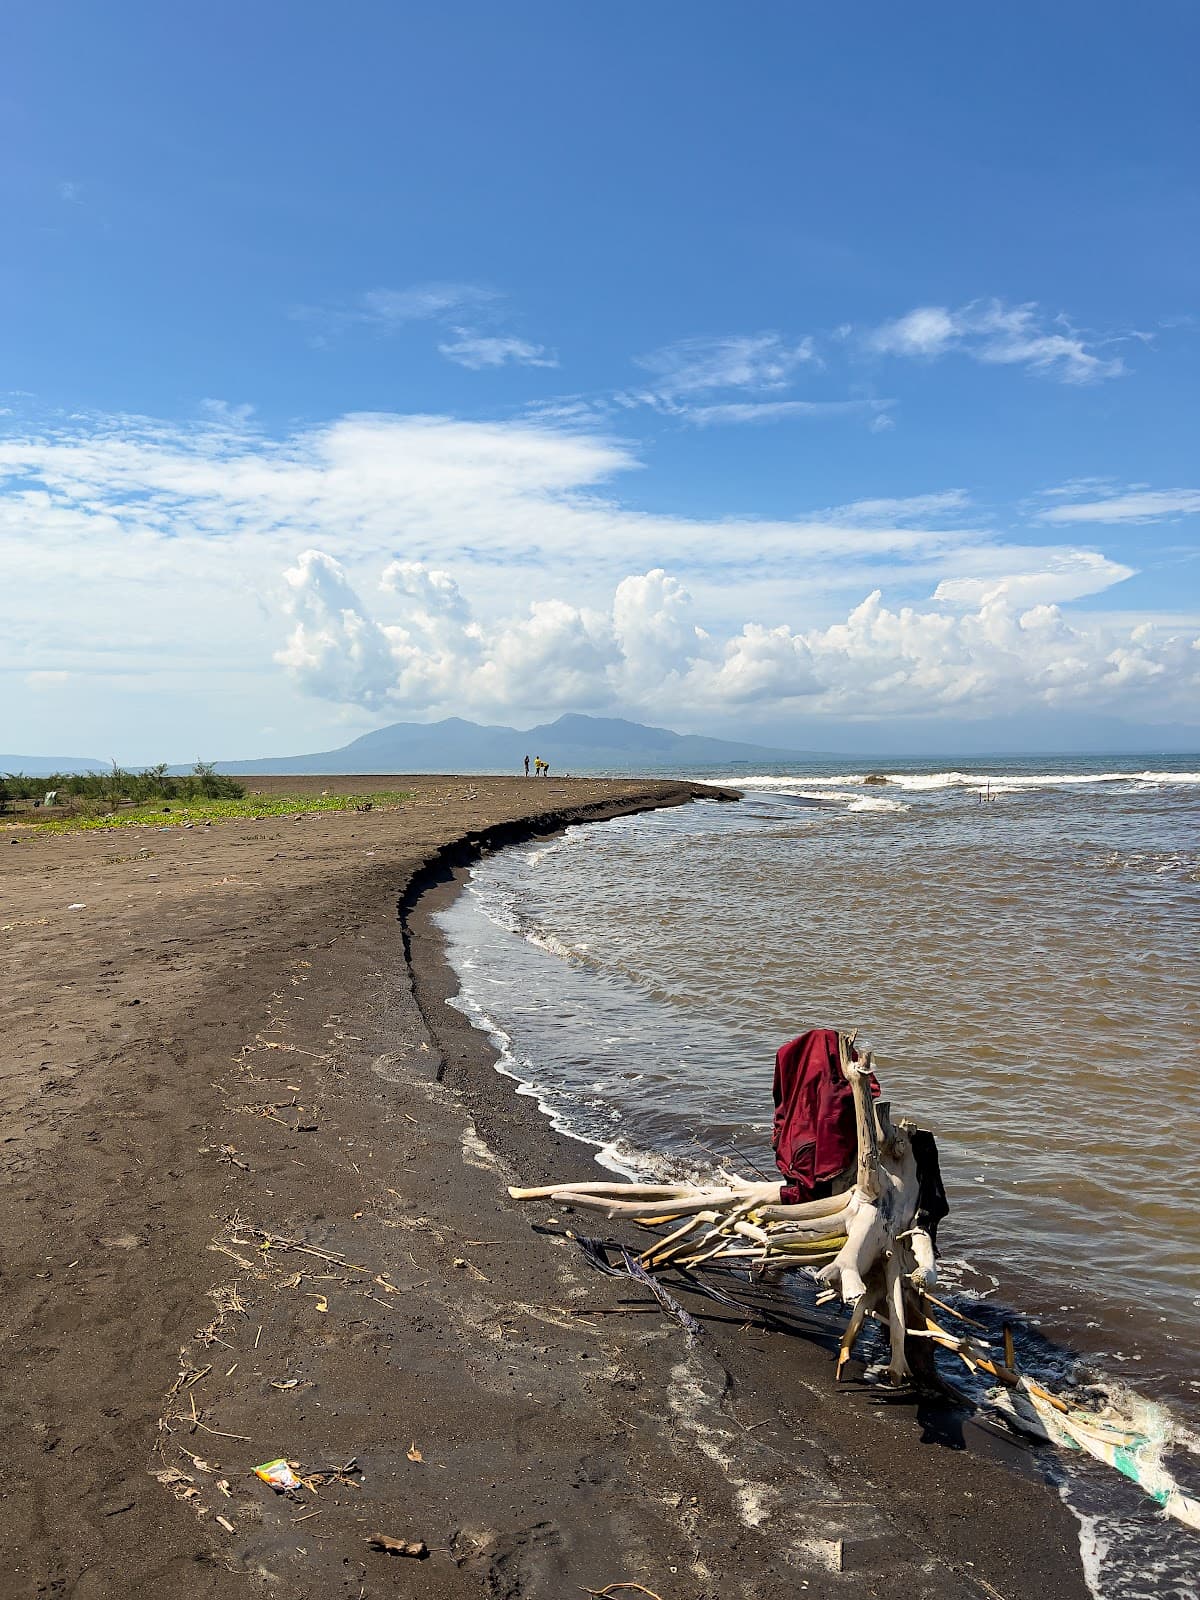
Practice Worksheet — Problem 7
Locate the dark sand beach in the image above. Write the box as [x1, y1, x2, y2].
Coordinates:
[0, 776, 1089, 1599]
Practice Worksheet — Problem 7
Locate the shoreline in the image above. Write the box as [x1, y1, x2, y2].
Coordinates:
[407, 818, 1093, 1598]
[1, 775, 1089, 1599]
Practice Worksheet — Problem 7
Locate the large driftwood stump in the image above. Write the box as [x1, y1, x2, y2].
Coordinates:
[510, 1030, 937, 1385]
[509, 1034, 1200, 1533]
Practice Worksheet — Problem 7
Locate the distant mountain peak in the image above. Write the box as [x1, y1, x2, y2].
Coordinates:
[214, 713, 810, 775]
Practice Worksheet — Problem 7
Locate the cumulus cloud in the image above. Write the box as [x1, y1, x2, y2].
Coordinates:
[272, 551, 1197, 726]
[868, 299, 1128, 384]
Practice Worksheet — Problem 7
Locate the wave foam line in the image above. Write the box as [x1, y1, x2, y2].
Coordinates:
[716, 770, 1200, 793]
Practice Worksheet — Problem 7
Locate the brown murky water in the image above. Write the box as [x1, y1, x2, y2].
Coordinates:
[438, 757, 1200, 1598]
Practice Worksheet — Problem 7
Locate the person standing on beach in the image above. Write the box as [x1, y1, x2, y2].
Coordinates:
[523, 754, 530, 776]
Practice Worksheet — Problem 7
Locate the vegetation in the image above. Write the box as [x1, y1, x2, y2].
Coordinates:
[1, 760, 411, 831]
[0, 761, 244, 811]
[34, 790, 409, 832]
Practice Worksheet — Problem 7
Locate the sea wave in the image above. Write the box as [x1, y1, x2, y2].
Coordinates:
[808, 790, 909, 813]
[718, 770, 1200, 795]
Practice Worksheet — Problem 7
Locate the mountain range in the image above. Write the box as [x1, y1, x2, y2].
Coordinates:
[1, 715, 807, 778]
[218, 714, 805, 774]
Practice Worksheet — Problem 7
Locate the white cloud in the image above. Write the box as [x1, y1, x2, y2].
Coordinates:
[437, 330, 558, 369]
[873, 306, 960, 358]
[819, 491, 972, 526]
[359, 283, 495, 324]
[272, 552, 1197, 725]
[686, 399, 873, 426]
[868, 299, 1128, 384]
[1037, 485, 1200, 524]
[618, 332, 881, 427]
[634, 333, 817, 398]
[290, 282, 506, 348]
[0, 408, 1191, 738]
[932, 550, 1133, 608]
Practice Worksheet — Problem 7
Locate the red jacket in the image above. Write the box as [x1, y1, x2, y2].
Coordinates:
[772, 1029, 879, 1203]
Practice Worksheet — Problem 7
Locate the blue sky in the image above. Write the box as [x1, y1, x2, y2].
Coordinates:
[3, 2, 1198, 757]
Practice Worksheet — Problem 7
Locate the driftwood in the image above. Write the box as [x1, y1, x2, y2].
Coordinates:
[509, 1031, 1200, 1533]
[511, 1032, 935, 1384]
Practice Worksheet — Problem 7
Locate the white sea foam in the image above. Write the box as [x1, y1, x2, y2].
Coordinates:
[846, 793, 909, 812]
[717, 770, 1200, 794]
[524, 834, 581, 868]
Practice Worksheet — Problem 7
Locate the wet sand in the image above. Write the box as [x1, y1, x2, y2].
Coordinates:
[0, 776, 1088, 1599]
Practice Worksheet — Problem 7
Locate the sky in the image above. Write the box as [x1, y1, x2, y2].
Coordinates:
[2, 2, 1198, 759]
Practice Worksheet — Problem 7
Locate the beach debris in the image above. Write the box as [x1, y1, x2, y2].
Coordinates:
[305, 1456, 361, 1488]
[621, 1250, 703, 1338]
[153, 1466, 200, 1503]
[1000, 1383, 1200, 1531]
[510, 1028, 1200, 1535]
[254, 1458, 303, 1494]
[585, 1585, 666, 1600]
[407, 1441, 424, 1462]
[215, 1514, 236, 1534]
[198, 1142, 250, 1171]
[367, 1531, 429, 1559]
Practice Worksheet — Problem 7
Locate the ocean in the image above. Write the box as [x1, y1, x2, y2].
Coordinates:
[435, 754, 1200, 1599]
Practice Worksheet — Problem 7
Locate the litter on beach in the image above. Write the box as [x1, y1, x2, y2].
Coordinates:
[254, 1458, 302, 1493]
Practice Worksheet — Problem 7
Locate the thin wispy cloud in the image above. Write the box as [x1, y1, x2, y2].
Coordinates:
[438, 330, 558, 369]
[632, 333, 817, 398]
[867, 298, 1130, 384]
[818, 490, 973, 526]
[614, 332, 883, 429]
[290, 281, 559, 375]
[1036, 482, 1200, 524]
[290, 280, 500, 345]
[359, 283, 497, 325]
[686, 399, 873, 426]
